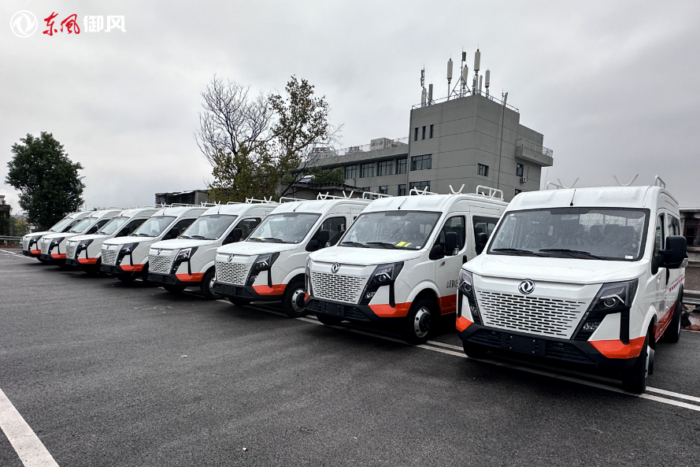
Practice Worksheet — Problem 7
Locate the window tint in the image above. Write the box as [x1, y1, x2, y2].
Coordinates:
[654, 214, 664, 256]
[86, 219, 110, 234]
[117, 218, 146, 237]
[360, 162, 375, 178]
[409, 181, 430, 192]
[414, 128, 418, 141]
[430, 124, 434, 138]
[236, 218, 261, 240]
[473, 216, 500, 254]
[435, 216, 466, 255]
[398, 184, 406, 196]
[378, 186, 388, 194]
[163, 218, 195, 240]
[319, 216, 347, 246]
[344, 165, 358, 179]
[516, 163, 524, 177]
[478, 164, 489, 176]
[668, 216, 681, 237]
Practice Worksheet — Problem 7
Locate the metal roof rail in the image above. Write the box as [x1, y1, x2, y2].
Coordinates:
[475, 185, 504, 200]
[613, 174, 639, 186]
[409, 187, 438, 196]
[545, 181, 562, 190]
[449, 184, 465, 194]
[280, 197, 305, 203]
[200, 202, 220, 207]
[244, 197, 277, 204]
[362, 191, 392, 200]
[654, 175, 666, 188]
[317, 191, 356, 200]
[169, 203, 196, 207]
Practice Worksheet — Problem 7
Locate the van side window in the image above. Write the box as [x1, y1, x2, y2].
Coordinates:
[435, 216, 466, 255]
[473, 216, 500, 254]
[668, 216, 681, 237]
[87, 219, 110, 234]
[230, 218, 261, 242]
[653, 214, 665, 256]
[320, 217, 347, 246]
[118, 219, 146, 237]
[163, 219, 195, 240]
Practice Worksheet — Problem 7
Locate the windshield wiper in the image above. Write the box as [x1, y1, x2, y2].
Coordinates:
[340, 241, 368, 248]
[261, 237, 284, 243]
[189, 235, 206, 240]
[492, 248, 545, 256]
[136, 233, 153, 237]
[365, 241, 398, 249]
[538, 249, 606, 260]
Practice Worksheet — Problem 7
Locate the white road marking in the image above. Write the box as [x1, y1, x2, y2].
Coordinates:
[0, 250, 35, 261]
[646, 387, 700, 404]
[0, 388, 59, 467]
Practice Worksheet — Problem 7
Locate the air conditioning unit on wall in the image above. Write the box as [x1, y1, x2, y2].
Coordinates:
[520, 176, 528, 183]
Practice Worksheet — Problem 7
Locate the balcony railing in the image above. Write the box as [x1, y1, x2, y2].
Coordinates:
[515, 138, 553, 158]
[310, 137, 409, 160]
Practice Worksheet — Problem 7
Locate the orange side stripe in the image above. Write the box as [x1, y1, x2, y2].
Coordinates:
[120, 264, 144, 272]
[30, 249, 41, 255]
[589, 336, 646, 359]
[369, 302, 411, 318]
[438, 294, 457, 315]
[175, 273, 204, 282]
[456, 316, 473, 332]
[50, 254, 66, 259]
[252, 284, 286, 296]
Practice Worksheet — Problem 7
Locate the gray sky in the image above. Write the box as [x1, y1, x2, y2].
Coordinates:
[2, 0, 700, 212]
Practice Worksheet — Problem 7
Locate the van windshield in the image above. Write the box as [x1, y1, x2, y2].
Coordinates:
[68, 217, 97, 233]
[181, 215, 238, 240]
[49, 216, 75, 232]
[340, 211, 441, 249]
[248, 213, 320, 244]
[488, 207, 649, 261]
[98, 217, 128, 235]
[133, 216, 176, 237]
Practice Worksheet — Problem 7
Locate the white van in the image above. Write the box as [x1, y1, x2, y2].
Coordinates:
[65, 207, 160, 274]
[38, 209, 122, 266]
[306, 186, 508, 343]
[101, 205, 207, 283]
[22, 211, 91, 262]
[458, 179, 687, 393]
[146, 200, 278, 299]
[214, 194, 371, 317]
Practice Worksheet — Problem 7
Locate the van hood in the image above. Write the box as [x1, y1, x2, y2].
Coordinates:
[42, 232, 78, 240]
[150, 239, 215, 250]
[103, 236, 155, 246]
[467, 254, 647, 285]
[68, 234, 109, 243]
[310, 246, 422, 266]
[217, 241, 299, 257]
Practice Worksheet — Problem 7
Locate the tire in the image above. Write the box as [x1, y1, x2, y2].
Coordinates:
[664, 292, 683, 343]
[621, 330, 653, 394]
[200, 269, 222, 300]
[164, 284, 187, 293]
[282, 279, 306, 318]
[402, 297, 435, 344]
[229, 298, 251, 307]
[317, 314, 342, 326]
[463, 341, 489, 359]
[117, 275, 136, 284]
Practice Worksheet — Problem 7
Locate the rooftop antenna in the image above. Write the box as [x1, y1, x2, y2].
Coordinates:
[420, 67, 426, 107]
[446, 58, 453, 100]
[485, 69, 490, 97]
[613, 174, 639, 186]
[450, 50, 471, 99]
[472, 48, 481, 95]
[428, 83, 433, 105]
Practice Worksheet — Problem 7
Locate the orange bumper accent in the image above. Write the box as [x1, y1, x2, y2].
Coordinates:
[369, 302, 411, 318]
[51, 254, 66, 259]
[438, 294, 457, 315]
[176, 273, 204, 282]
[30, 249, 41, 255]
[253, 284, 286, 296]
[78, 258, 99, 265]
[589, 336, 646, 359]
[456, 316, 473, 332]
[305, 292, 310, 301]
[120, 264, 145, 272]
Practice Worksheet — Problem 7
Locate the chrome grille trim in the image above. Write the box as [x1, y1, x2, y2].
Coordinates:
[310, 272, 367, 304]
[476, 291, 588, 339]
[66, 244, 77, 260]
[102, 249, 118, 266]
[149, 255, 174, 275]
[216, 261, 251, 286]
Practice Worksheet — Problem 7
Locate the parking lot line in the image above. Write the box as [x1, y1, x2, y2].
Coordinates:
[0, 388, 59, 467]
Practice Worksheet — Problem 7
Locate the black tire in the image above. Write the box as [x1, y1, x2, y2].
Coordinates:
[229, 298, 251, 307]
[621, 331, 653, 394]
[164, 284, 187, 293]
[282, 278, 306, 318]
[200, 268, 222, 300]
[402, 297, 435, 344]
[117, 275, 136, 284]
[664, 292, 683, 343]
[463, 341, 489, 359]
[317, 314, 342, 326]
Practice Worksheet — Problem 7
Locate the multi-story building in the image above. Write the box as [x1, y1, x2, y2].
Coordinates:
[307, 92, 553, 201]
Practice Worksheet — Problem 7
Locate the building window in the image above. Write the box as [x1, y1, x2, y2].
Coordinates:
[409, 181, 430, 192]
[398, 184, 406, 196]
[411, 154, 432, 171]
[414, 128, 418, 141]
[360, 162, 375, 178]
[516, 163, 524, 177]
[396, 158, 407, 174]
[478, 164, 489, 176]
[344, 165, 358, 179]
[422, 126, 426, 140]
[514, 189, 522, 196]
[378, 160, 393, 176]
[378, 186, 388, 194]
[430, 124, 434, 138]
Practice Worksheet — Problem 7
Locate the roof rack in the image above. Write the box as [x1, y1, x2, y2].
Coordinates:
[362, 191, 392, 200]
[280, 197, 305, 203]
[613, 174, 639, 187]
[244, 197, 276, 204]
[156, 203, 197, 208]
[475, 185, 504, 200]
[449, 184, 465, 194]
[544, 178, 579, 191]
[409, 187, 439, 196]
[654, 175, 666, 188]
[317, 191, 356, 200]
[200, 202, 220, 207]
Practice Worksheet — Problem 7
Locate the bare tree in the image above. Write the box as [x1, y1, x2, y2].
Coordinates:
[195, 76, 274, 167]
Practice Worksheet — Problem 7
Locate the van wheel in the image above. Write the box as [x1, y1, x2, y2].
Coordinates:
[164, 284, 187, 293]
[402, 297, 434, 344]
[317, 314, 342, 326]
[200, 269, 221, 300]
[463, 341, 489, 359]
[621, 331, 653, 394]
[229, 298, 251, 307]
[664, 294, 683, 343]
[282, 279, 306, 318]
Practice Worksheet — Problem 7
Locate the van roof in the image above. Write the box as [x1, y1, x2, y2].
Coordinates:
[153, 206, 207, 217]
[363, 193, 508, 213]
[117, 207, 159, 218]
[86, 209, 122, 219]
[270, 198, 370, 215]
[202, 203, 277, 216]
[508, 186, 677, 211]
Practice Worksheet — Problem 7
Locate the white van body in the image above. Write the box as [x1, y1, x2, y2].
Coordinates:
[101, 205, 207, 282]
[458, 182, 687, 393]
[64, 207, 160, 273]
[306, 187, 508, 343]
[146, 200, 278, 299]
[38, 210, 122, 265]
[22, 211, 91, 261]
[214, 195, 370, 317]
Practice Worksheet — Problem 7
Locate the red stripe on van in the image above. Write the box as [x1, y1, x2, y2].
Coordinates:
[589, 336, 645, 359]
[456, 316, 473, 332]
[369, 302, 411, 318]
[176, 273, 204, 282]
[438, 294, 457, 315]
[121, 264, 144, 272]
[78, 258, 99, 265]
[50, 254, 66, 259]
[253, 284, 286, 296]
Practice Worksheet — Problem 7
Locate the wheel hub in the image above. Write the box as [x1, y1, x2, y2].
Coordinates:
[291, 288, 306, 312]
[413, 308, 432, 337]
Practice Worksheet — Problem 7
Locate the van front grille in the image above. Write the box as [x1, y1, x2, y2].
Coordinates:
[216, 261, 251, 286]
[149, 254, 174, 275]
[310, 272, 367, 304]
[102, 249, 118, 266]
[66, 244, 77, 260]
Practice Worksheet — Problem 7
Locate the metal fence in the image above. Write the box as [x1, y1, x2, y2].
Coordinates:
[0, 236, 21, 247]
[515, 138, 554, 158]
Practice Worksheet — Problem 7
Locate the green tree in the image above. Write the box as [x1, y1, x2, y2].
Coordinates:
[5, 132, 84, 230]
[208, 146, 279, 203]
[10, 215, 29, 237]
[305, 166, 345, 184]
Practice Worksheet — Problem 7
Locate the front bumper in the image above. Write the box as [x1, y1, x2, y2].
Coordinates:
[147, 272, 203, 287]
[65, 257, 100, 268]
[39, 253, 66, 264]
[306, 297, 402, 323]
[23, 249, 41, 258]
[212, 283, 283, 302]
[101, 263, 145, 276]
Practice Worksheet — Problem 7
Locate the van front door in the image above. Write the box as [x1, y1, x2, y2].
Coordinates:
[649, 213, 669, 340]
[434, 216, 467, 315]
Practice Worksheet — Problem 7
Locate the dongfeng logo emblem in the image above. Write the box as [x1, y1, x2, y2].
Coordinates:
[331, 263, 340, 274]
[10, 11, 38, 38]
[227, 254, 234, 262]
[518, 279, 535, 295]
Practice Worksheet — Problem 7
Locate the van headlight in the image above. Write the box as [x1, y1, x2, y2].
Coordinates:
[368, 262, 404, 287]
[458, 269, 480, 322]
[575, 279, 639, 342]
[252, 253, 279, 272]
[50, 237, 65, 248]
[176, 247, 197, 262]
[458, 269, 473, 295]
[76, 239, 93, 255]
[591, 279, 638, 310]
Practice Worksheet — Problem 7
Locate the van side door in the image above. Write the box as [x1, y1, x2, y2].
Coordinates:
[433, 215, 467, 315]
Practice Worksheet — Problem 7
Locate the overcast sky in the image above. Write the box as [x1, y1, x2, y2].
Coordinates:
[2, 0, 700, 212]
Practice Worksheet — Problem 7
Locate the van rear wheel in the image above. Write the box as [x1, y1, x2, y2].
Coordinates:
[621, 331, 653, 394]
[402, 297, 434, 344]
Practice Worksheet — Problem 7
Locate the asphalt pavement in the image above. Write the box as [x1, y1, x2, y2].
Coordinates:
[1, 249, 700, 466]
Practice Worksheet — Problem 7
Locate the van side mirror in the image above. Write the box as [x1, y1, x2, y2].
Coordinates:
[429, 244, 445, 261]
[444, 232, 458, 256]
[660, 236, 688, 269]
[475, 232, 489, 254]
[223, 228, 243, 245]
